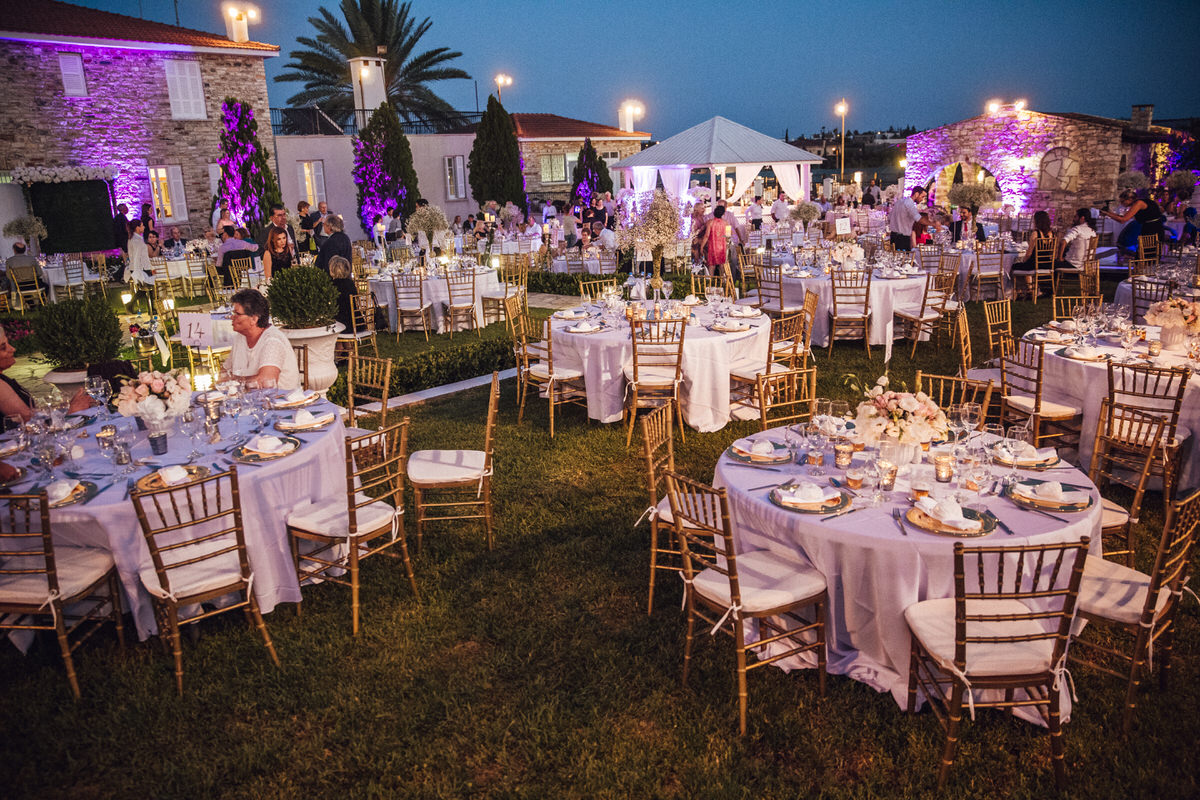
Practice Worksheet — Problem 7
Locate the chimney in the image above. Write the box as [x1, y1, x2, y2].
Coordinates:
[350, 57, 388, 128]
[224, 8, 249, 43]
[1131, 104, 1154, 130]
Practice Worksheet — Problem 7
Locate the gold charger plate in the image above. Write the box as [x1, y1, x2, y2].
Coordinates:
[0, 440, 25, 458]
[564, 324, 607, 335]
[769, 489, 851, 514]
[135, 465, 210, 492]
[1005, 480, 1093, 512]
[1054, 347, 1108, 363]
[728, 441, 792, 465]
[49, 480, 98, 508]
[275, 413, 337, 432]
[906, 506, 995, 537]
[990, 451, 1062, 470]
[712, 323, 753, 333]
[270, 392, 319, 410]
[233, 435, 302, 463]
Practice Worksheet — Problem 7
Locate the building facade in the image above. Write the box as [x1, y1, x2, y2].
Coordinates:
[513, 114, 650, 204]
[0, 0, 277, 253]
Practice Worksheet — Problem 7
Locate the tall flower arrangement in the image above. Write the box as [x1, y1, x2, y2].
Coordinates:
[616, 190, 682, 295]
[352, 102, 420, 235]
[11, 166, 115, 184]
[216, 98, 281, 238]
[789, 201, 821, 231]
[845, 375, 949, 446]
[408, 203, 449, 249]
[1145, 297, 1200, 333]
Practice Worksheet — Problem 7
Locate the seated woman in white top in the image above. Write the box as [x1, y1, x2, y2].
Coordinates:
[224, 288, 301, 390]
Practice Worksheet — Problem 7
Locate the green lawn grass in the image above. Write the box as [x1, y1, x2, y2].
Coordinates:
[2, 277, 1196, 798]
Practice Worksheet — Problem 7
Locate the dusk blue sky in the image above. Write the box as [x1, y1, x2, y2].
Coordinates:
[77, 0, 1198, 138]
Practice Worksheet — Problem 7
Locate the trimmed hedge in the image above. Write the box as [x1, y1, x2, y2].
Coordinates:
[526, 269, 695, 300]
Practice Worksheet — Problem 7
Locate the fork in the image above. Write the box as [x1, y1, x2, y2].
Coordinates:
[892, 507, 909, 536]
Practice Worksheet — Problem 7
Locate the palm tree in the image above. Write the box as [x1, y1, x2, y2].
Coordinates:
[277, 0, 470, 126]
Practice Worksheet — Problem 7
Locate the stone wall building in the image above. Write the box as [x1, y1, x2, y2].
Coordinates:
[512, 114, 650, 205]
[0, 0, 278, 250]
[904, 104, 1190, 221]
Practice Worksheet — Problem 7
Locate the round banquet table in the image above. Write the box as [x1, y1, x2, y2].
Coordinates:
[550, 256, 605, 274]
[369, 268, 501, 334]
[1113, 277, 1200, 310]
[2, 396, 347, 639]
[549, 302, 769, 432]
[713, 431, 1102, 718]
[1018, 326, 1200, 489]
[777, 268, 929, 347]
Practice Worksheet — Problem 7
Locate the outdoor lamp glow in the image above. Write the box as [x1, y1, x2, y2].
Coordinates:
[247, 8, 257, 19]
[899, 159, 907, 168]
[360, 66, 369, 79]
[121, 292, 132, 305]
[1014, 99, 1026, 111]
[835, 98, 848, 181]
[494, 73, 512, 102]
[835, 101, 847, 116]
[987, 100, 1001, 113]
[491, 256, 500, 269]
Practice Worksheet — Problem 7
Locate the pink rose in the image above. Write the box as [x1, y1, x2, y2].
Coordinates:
[135, 385, 149, 397]
[150, 379, 165, 394]
[140, 374, 153, 385]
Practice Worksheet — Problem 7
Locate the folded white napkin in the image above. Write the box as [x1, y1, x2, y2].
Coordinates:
[158, 465, 189, 485]
[732, 437, 783, 460]
[1066, 345, 1099, 359]
[730, 306, 760, 318]
[683, 294, 699, 304]
[1051, 319, 1077, 332]
[718, 320, 749, 331]
[46, 479, 78, 504]
[250, 435, 286, 453]
[214, 305, 230, 313]
[776, 482, 840, 506]
[750, 439, 776, 456]
[284, 389, 309, 404]
[70, 445, 85, 461]
[1009, 442, 1055, 461]
[203, 390, 226, 402]
[571, 321, 598, 333]
[915, 497, 981, 531]
[293, 409, 315, 426]
[1019, 480, 1089, 505]
[560, 308, 586, 319]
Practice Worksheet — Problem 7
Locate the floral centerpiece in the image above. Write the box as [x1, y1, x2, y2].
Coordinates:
[116, 368, 192, 421]
[881, 183, 900, 204]
[1145, 297, 1200, 350]
[844, 375, 950, 447]
[830, 241, 865, 265]
[408, 203, 450, 252]
[3, 215, 48, 247]
[616, 189, 683, 297]
[789, 201, 821, 232]
[498, 203, 521, 229]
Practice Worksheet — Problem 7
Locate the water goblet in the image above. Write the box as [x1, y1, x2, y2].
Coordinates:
[805, 421, 828, 476]
[85, 375, 112, 420]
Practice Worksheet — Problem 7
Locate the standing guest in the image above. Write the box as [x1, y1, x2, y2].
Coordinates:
[542, 199, 557, 224]
[952, 205, 986, 243]
[262, 227, 293, 282]
[314, 214, 352, 275]
[748, 196, 764, 230]
[162, 226, 186, 250]
[1102, 188, 1165, 246]
[211, 199, 230, 230]
[216, 204, 236, 232]
[386, 207, 404, 242]
[1181, 207, 1199, 247]
[296, 201, 315, 251]
[112, 203, 130, 254]
[562, 206, 580, 249]
[313, 201, 331, 247]
[580, 196, 598, 228]
[372, 214, 387, 250]
[701, 205, 730, 274]
[256, 204, 297, 254]
[888, 186, 927, 251]
[327, 256, 358, 334]
[126, 218, 153, 287]
[140, 203, 156, 233]
[223, 288, 301, 390]
[770, 192, 790, 223]
[860, 184, 877, 208]
[690, 203, 709, 264]
[145, 229, 163, 259]
[1057, 208, 1097, 269]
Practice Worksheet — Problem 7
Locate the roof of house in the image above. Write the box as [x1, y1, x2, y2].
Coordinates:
[611, 116, 821, 169]
[511, 113, 649, 140]
[0, 0, 279, 54]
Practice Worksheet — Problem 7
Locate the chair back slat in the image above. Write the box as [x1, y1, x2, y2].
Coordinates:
[347, 354, 392, 428]
[757, 367, 816, 429]
[664, 472, 739, 599]
[915, 372, 993, 423]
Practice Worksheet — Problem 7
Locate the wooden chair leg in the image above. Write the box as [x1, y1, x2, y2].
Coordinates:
[735, 620, 749, 736]
[53, 606, 81, 699]
[1048, 688, 1067, 789]
[350, 541, 361, 636]
[647, 519, 660, 616]
[937, 682, 965, 789]
[246, 595, 280, 667]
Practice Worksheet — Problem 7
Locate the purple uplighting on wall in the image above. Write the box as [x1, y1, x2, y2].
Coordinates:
[352, 137, 402, 235]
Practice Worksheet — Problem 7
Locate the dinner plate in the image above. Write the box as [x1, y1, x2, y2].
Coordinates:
[270, 392, 319, 410]
[711, 322, 753, 333]
[1054, 347, 1108, 363]
[565, 324, 607, 334]
[727, 441, 792, 465]
[275, 413, 336, 432]
[0, 466, 26, 487]
[0, 439, 25, 458]
[553, 310, 590, 320]
[905, 506, 995, 537]
[49, 480, 98, 508]
[233, 435, 302, 463]
[769, 488, 851, 514]
[136, 465, 210, 491]
[1004, 479, 1093, 512]
[989, 450, 1062, 470]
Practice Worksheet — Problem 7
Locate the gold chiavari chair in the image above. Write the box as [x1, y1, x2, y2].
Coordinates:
[481, 257, 526, 326]
[914, 372, 994, 426]
[286, 419, 419, 635]
[754, 264, 804, 317]
[84, 252, 108, 295]
[391, 273, 433, 341]
[228, 256, 254, 290]
[755, 366, 817, 430]
[1016, 236, 1056, 302]
[1087, 399, 1165, 568]
[1130, 233, 1161, 277]
[729, 312, 805, 414]
[579, 277, 618, 302]
[335, 292, 379, 361]
[563, 251, 587, 275]
[1107, 361, 1191, 502]
[970, 245, 1007, 301]
[515, 317, 585, 438]
[408, 371, 499, 551]
[664, 471, 827, 736]
[640, 404, 678, 616]
[444, 270, 479, 337]
[894, 272, 941, 359]
[184, 254, 211, 301]
[624, 317, 686, 448]
[505, 294, 545, 364]
[1052, 294, 1102, 321]
[0, 490, 124, 698]
[998, 336, 1082, 447]
[1081, 256, 1101, 297]
[291, 344, 309, 390]
[1069, 488, 1200, 735]
[917, 242, 942, 271]
[597, 250, 618, 275]
[930, 269, 959, 346]
[10, 263, 46, 313]
[690, 272, 734, 300]
[799, 289, 819, 357]
[130, 467, 280, 694]
[1054, 238, 1096, 295]
[60, 257, 87, 300]
[1130, 276, 1171, 324]
[982, 299, 1011, 366]
[344, 354, 392, 433]
[905, 538, 1089, 790]
[828, 268, 872, 356]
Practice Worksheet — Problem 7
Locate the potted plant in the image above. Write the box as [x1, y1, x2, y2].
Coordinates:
[32, 295, 122, 396]
[3, 215, 48, 254]
[265, 266, 342, 395]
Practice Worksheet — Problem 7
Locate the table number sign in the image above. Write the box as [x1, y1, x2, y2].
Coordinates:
[835, 217, 852, 236]
[179, 311, 213, 348]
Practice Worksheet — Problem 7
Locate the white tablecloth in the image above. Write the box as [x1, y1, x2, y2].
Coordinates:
[1113, 278, 1200, 309]
[370, 270, 502, 334]
[550, 304, 769, 432]
[10, 399, 346, 639]
[778, 270, 928, 347]
[1022, 330, 1200, 488]
[713, 434, 1102, 717]
[550, 256, 606, 275]
[943, 249, 1020, 300]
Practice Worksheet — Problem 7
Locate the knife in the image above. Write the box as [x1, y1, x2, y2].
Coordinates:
[724, 462, 782, 472]
[984, 509, 1015, 535]
[821, 505, 868, 521]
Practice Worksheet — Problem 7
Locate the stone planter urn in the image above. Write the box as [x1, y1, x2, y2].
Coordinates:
[41, 367, 88, 399]
[280, 323, 344, 397]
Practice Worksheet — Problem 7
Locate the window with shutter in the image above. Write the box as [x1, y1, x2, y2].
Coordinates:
[148, 166, 189, 224]
[164, 60, 206, 120]
[445, 156, 466, 200]
[297, 161, 327, 205]
[58, 53, 87, 97]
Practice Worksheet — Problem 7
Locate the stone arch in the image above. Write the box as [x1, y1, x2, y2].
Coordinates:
[1039, 147, 1079, 192]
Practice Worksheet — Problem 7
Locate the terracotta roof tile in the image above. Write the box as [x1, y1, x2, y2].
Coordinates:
[511, 113, 649, 140]
[1, 0, 278, 53]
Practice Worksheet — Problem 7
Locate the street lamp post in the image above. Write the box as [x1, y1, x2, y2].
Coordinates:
[494, 73, 512, 104]
[835, 98, 848, 183]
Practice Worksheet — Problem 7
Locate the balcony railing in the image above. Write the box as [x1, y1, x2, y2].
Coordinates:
[270, 107, 483, 137]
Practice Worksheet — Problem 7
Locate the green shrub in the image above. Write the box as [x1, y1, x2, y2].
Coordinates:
[32, 296, 121, 369]
[266, 266, 338, 328]
[328, 336, 517, 406]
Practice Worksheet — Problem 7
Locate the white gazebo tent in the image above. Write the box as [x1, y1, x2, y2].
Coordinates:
[610, 115, 823, 205]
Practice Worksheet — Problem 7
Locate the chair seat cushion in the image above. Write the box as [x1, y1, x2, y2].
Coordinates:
[0, 546, 114, 606]
[692, 549, 826, 613]
[479, 291, 511, 300]
[622, 364, 679, 386]
[529, 362, 583, 380]
[1101, 497, 1129, 529]
[1004, 394, 1080, 418]
[965, 367, 1002, 384]
[139, 541, 245, 602]
[729, 358, 769, 382]
[904, 597, 1055, 676]
[408, 449, 487, 486]
[396, 302, 431, 312]
[287, 494, 398, 539]
[830, 310, 869, 318]
[1077, 555, 1170, 625]
[338, 331, 376, 341]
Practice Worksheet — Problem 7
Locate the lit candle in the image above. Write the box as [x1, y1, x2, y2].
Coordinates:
[933, 453, 955, 483]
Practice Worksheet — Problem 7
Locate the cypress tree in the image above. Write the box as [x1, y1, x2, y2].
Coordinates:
[570, 137, 613, 205]
[467, 95, 526, 212]
[353, 102, 421, 235]
[216, 97, 281, 239]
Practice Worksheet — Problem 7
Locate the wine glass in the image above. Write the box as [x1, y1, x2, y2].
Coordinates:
[224, 392, 245, 439]
[806, 420, 828, 476]
[113, 423, 138, 475]
[830, 400, 850, 421]
[1120, 327, 1139, 362]
[33, 433, 59, 479]
[1002, 425, 1034, 486]
[959, 402, 982, 439]
[181, 411, 205, 460]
